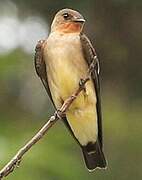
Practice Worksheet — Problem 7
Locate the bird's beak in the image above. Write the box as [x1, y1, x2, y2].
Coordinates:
[72, 17, 85, 23]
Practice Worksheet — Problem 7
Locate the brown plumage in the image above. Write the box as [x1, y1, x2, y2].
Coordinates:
[34, 8, 107, 171]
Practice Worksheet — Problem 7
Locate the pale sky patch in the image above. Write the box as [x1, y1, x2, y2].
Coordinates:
[0, 0, 48, 54]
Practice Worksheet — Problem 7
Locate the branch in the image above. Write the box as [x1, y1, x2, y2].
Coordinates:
[0, 76, 90, 179]
[0, 44, 98, 179]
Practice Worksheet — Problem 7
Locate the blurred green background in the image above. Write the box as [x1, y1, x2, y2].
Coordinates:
[0, 0, 142, 179]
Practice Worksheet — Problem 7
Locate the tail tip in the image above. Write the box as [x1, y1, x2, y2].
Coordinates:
[82, 141, 107, 171]
[87, 160, 108, 172]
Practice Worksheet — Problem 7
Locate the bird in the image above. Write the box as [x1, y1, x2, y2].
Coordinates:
[34, 8, 107, 171]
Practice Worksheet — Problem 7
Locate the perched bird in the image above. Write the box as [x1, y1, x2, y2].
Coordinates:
[34, 8, 107, 171]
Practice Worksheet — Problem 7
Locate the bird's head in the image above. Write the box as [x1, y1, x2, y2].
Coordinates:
[51, 8, 85, 33]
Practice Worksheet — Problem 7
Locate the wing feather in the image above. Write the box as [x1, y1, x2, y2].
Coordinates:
[80, 33, 103, 149]
[34, 40, 54, 104]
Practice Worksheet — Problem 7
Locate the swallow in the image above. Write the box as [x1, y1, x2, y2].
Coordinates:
[34, 8, 107, 171]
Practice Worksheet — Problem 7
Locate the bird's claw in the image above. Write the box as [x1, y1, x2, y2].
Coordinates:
[79, 78, 86, 92]
[54, 110, 65, 119]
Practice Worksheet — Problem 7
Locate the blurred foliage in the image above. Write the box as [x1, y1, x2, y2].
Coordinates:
[0, 0, 142, 179]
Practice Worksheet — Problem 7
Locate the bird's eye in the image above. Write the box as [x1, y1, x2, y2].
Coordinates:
[63, 13, 70, 20]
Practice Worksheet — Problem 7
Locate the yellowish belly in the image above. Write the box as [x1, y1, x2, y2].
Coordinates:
[44, 34, 98, 145]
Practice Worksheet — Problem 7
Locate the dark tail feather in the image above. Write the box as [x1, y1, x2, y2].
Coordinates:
[82, 141, 107, 171]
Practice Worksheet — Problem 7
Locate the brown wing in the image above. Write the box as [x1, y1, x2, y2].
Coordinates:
[34, 40, 54, 104]
[80, 33, 103, 149]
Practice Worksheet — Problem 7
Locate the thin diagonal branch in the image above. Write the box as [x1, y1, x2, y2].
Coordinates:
[0, 76, 90, 179]
[0, 50, 98, 179]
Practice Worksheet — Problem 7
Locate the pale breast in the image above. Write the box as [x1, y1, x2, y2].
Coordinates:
[44, 32, 89, 106]
[44, 32, 98, 145]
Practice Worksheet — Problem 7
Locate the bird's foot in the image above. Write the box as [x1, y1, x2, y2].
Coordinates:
[79, 78, 86, 93]
[54, 110, 62, 119]
[54, 109, 65, 119]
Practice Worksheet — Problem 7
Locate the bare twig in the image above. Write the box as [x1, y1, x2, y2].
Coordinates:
[0, 76, 90, 179]
[0, 48, 98, 179]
